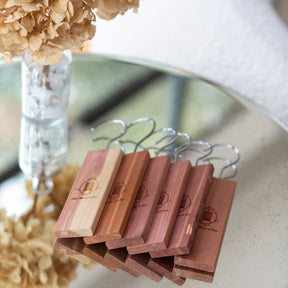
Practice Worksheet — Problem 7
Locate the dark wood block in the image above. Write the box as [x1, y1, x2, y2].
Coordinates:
[106, 155, 171, 249]
[53, 238, 91, 264]
[150, 164, 214, 258]
[105, 248, 141, 277]
[84, 151, 150, 244]
[82, 243, 118, 271]
[173, 265, 214, 283]
[147, 257, 186, 286]
[54, 148, 123, 238]
[126, 254, 163, 282]
[127, 160, 191, 254]
[174, 177, 236, 273]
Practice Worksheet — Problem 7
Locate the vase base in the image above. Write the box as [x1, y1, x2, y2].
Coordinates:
[32, 177, 53, 195]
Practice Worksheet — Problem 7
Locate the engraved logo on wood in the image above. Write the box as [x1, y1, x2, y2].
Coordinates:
[133, 185, 149, 208]
[199, 206, 218, 232]
[107, 181, 127, 202]
[73, 177, 99, 199]
[156, 190, 170, 212]
[178, 195, 192, 215]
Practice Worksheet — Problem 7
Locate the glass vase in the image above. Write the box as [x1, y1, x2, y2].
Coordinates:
[19, 51, 72, 194]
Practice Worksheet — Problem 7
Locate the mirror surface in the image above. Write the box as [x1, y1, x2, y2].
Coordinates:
[0, 54, 287, 288]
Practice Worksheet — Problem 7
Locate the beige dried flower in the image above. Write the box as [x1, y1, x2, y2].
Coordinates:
[96, 0, 139, 20]
[0, 209, 78, 288]
[0, 0, 139, 65]
[0, 164, 82, 288]
[0, 0, 97, 65]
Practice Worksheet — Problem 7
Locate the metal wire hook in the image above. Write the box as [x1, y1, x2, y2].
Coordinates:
[90, 119, 127, 149]
[153, 128, 177, 157]
[173, 132, 193, 162]
[191, 140, 213, 165]
[126, 117, 156, 152]
[154, 128, 177, 146]
[178, 140, 213, 165]
[205, 143, 240, 178]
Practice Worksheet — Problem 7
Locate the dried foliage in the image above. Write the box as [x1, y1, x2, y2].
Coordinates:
[0, 164, 81, 288]
[0, 0, 97, 65]
[0, 0, 139, 65]
[96, 0, 139, 20]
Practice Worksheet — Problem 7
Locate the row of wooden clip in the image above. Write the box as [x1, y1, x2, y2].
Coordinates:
[54, 147, 236, 285]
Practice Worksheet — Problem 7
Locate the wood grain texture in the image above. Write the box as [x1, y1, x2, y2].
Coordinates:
[82, 243, 118, 271]
[54, 148, 123, 238]
[53, 238, 91, 264]
[84, 151, 150, 244]
[150, 164, 214, 258]
[127, 160, 191, 254]
[147, 257, 186, 286]
[125, 254, 163, 282]
[105, 248, 141, 277]
[173, 265, 214, 283]
[106, 155, 171, 249]
[174, 177, 236, 273]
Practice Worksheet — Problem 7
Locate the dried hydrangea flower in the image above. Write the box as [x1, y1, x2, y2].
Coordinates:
[96, 0, 139, 20]
[0, 165, 82, 288]
[0, 0, 140, 65]
[0, 209, 79, 287]
[0, 0, 97, 65]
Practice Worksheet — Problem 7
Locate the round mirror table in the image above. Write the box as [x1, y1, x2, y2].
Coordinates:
[0, 54, 287, 288]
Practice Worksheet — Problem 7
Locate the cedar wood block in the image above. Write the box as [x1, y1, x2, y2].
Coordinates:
[126, 254, 163, 282]
[173, 265, 214, 283]
[84, 151, 150, 244]
[105, 248, 141, 277]
[106, 155, 171, 249]
[82, 243, 118, 271]
[53, 238, 91, 265]
[150, 164, 214, 258]
[127, 160, 191, 254]
[147, 257, 186, 286]
[54, 148, 123, 238]
[174, 177, 236, 273]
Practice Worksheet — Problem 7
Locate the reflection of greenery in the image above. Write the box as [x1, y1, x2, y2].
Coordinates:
[0, 63, 21, 100]
[0, 63, 21, 173]
[0, 56, 239, 173]
[70, 58, 153, 120]
[181, 79, 239, 138]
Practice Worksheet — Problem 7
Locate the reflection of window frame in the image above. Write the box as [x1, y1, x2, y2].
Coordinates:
[0, 71, 163, 184]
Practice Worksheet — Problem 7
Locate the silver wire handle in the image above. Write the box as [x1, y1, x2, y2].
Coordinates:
[90, 118, 240, 179]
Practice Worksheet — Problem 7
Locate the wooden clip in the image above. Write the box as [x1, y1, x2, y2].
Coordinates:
[147, 257, 186, 286]
[174, 177, 236, 274]
[84, 150, 150, 244]
[106, 155, 171, 249]
[127, 160, 192, 254]
[150, 164, 214, 258]
[105, 248, 141, 277]
[125, 254, 163, 282]
[53, 238, 91, 265]
[54, 148, 123, 238]
[173, 265, 214, 283]
[82, 243, 118, 271]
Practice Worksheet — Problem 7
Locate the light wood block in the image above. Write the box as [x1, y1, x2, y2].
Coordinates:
[174, 177, 236, 273]
[126, 254, 163, 282]
[82, 243, 118, 271]
[54, 148, 123, 238]
[127, 160, 191, 254]
[84, 151, 150, 244]
[173, 265, 214, 283]
[105, 248, 141, 277]
[53, 238, 91, 265]
[106, 155, 171, 249]
[147, 257, 186, 286]
[150, 164, 214, 258]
